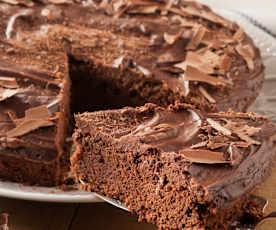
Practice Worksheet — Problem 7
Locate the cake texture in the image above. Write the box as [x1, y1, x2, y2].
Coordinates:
[71, 103, 276, 230]
[0, 0, 265, 186]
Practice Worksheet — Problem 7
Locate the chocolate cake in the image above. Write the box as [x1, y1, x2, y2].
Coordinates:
[71, 103, 276, 230]
[0, 0, 265, 186]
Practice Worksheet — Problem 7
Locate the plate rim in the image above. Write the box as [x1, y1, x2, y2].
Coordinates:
[0, 180, 102, 203]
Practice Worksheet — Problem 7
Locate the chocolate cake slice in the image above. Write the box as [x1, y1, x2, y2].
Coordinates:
[0, 40, 71, 186]
[71, 104, 276, 229]
[0, 0, 265, 186]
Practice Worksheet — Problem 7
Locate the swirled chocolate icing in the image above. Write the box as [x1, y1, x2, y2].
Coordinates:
[131, 109, 201, 152]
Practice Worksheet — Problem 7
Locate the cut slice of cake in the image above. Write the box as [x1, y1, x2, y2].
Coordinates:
[71, 103, 276, 230]
[0, 39, 71, 186]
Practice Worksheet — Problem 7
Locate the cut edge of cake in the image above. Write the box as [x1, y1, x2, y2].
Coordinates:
[71, 103, 276, 229]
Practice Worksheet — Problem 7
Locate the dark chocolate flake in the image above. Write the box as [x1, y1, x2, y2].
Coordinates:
[235, 44, 255, 71]
[184, 65, 232, 87]
[180, 149, 230, 164]
[163, 29, 185, 45]
[186, 25, 206, 50]
[6, 105, 55, 138]
[127, 5, 159, 15]
[233, 28, 245, 41]
[171, 15, 195, 27]
[159, 66, 184, 74]
[0, 77, 18, 89]
[0, 88, 20, 102]
[206, 118, 232, 136]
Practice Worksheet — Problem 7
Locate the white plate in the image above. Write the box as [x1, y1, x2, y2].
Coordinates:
[0, 9, 275, 204]
[0, 181, 102, 203]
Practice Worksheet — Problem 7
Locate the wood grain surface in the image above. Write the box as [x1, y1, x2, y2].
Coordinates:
[0, 198, 156, 230]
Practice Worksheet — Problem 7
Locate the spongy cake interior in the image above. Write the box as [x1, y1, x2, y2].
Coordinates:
[71, 106, 263, 230]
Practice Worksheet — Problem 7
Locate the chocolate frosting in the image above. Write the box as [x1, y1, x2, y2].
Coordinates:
[0, 1, 265, 168]
[0, 0, 264, 110]
[130, 109, 201, 152]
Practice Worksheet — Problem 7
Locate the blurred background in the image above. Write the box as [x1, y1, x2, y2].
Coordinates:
[199, 0, 276, 34]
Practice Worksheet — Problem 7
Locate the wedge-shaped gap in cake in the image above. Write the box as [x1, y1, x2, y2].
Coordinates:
[69, 56, 179, 114]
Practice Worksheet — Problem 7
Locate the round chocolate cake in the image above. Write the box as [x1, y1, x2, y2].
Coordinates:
[0, 0, 274, 229]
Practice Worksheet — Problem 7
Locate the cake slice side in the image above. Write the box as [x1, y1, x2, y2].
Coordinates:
[0, 38, 71, 186]
[71, 104, 276, 229]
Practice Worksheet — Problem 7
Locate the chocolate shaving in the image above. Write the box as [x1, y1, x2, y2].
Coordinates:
[201, 31, 214, 45]
[235, 44, 255, 70]
[128, 0, 159, 6]
[183, 65, 232, 87]
[206, 118, 232, 136]
[25, 105, 52, 120]
[6, 119, 54, 138]
[0, 88, 20, 102]
[190, 141, 208, 149]
[157, 52, 184, 65]
[5, 110, 22, 126]
[186, 25, 206, 50]
[174, 52, 211, 73]
[113, 3, 130, 18]
[232, 125, 261, 145]
[99, 0, 113, 15]
[222, 119, 261, 145]
[169, 7, 189, 17]
[6, 105, 54, 138]
[112, 0, 126, 12]
[219, 55, 232, 71]
[233, 28, 245, 41]
[1, 0, 34, 6]
[199, 86, 216, 104]
[171, 15, 195, 27]
[161, 0, 174, 15]
[206, 135, 232, 150]
[208, 142, 229, 149]
[127, 5, 159, 14]
[180, 149, 230, 164]
[208, 109, 260, 120]
[175, 51, 228, 75]
[201, 51, 226, 74]
[233, 141, 250, 148]
[163, 29, 184, 45]
[0, 77, 18, 89]
[202, 51, 220, 65]
[179, 5, 232, 28]
[47, 0, 72, 3]
[160, 66, 184, 74]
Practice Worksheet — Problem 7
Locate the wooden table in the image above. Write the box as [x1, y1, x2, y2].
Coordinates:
[0, 197, 156, 230]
